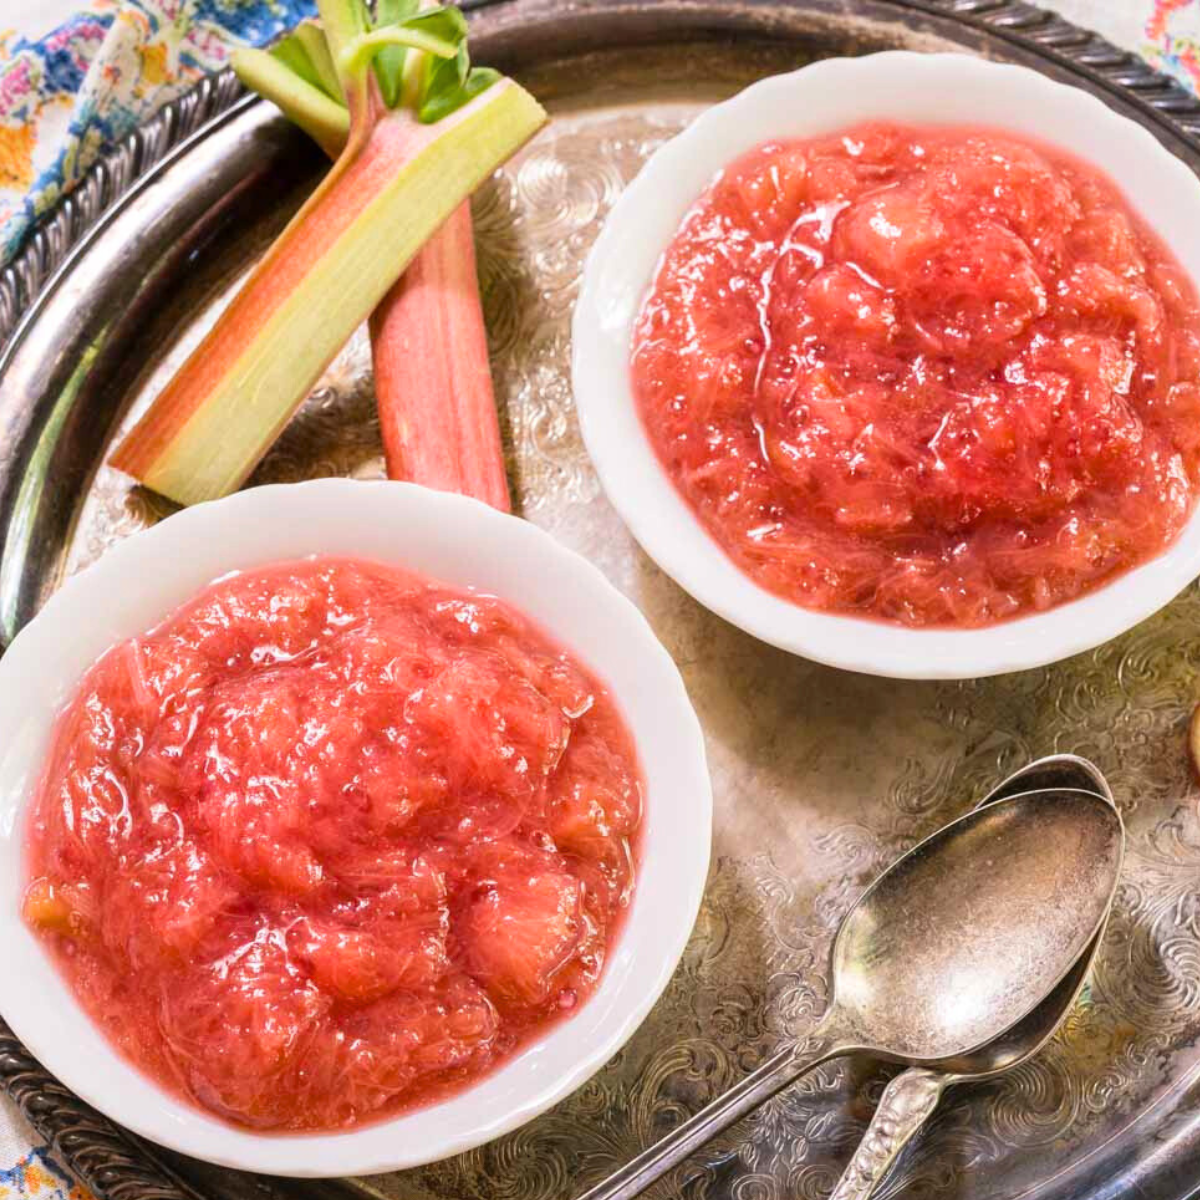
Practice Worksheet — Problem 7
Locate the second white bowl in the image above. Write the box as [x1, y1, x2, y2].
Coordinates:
[0, 479, 711, 1176]
[572, 51, 1200, 679]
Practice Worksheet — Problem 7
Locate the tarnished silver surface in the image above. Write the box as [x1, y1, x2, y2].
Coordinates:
[3, 3, 1200, 1200]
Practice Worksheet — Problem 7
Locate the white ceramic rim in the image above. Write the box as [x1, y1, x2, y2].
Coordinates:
[0, 479, 712, 1176]
[571, 50, 1200, 680]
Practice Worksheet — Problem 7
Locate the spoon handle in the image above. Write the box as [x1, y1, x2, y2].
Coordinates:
[573, 1020, 845, 1200]
[828, 1068, 949, 1200]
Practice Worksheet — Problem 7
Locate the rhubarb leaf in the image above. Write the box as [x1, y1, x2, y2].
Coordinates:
[320, 0, 370, 52]
[422, 61, 499, 124]
[373, 0, 419, 107]
[270, 29, 325, 94]
[420, 42, 468, 123]
[395, 6, 468, 47]
[340, 20, 460, 81]
[463, 67, 502, 103]
[416, 12, 500, 125]
[294, 22, 344, 101]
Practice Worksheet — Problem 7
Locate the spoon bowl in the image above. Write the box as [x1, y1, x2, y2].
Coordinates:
[830, 788, 1123, 1063]
[950, 754, 1113, 1076]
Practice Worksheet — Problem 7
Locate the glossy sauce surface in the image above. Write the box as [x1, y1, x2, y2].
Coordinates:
[631, 122, 1200, 626]
[23, 559, 641, 1130]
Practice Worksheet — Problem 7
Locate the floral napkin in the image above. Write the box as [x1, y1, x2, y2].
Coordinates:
[0, 0, 313, 264]
[0, 0, 1196, 1198]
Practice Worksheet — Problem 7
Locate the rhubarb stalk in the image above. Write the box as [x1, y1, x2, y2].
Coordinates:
[233, 12, 511, 510]
[111, 2, 544, 508]
[369, 205, 509, 508]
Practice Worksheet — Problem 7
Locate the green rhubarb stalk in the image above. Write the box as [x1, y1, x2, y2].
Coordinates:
[270, 21, 344, 104]
[111, 1, 544, 508]
[233, 12, 512, 510]
[233, 42, 348, 156]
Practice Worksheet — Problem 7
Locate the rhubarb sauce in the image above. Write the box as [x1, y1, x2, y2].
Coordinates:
[23, 559, 642, 1131]
[630, 122, 1200, 626]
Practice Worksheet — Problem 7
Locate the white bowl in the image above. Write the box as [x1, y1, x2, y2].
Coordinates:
[572, 51, 1200, 679]
[0, 479, 711, 1176]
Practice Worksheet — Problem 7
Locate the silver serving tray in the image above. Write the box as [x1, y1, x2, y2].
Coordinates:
[2, 2, 1200, 1199]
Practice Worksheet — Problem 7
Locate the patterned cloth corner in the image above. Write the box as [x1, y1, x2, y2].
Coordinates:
[0, 1102, 94, 1200]
[0, 0, 1197, 1198]
[1144, 0, 1200, 85]
[0, 0, 314, 264]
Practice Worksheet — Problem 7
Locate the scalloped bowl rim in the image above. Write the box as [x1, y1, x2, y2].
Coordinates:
[571, 51, 1200, 679]
[0, 479, 712, 1176]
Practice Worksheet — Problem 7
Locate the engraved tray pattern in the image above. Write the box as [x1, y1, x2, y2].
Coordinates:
[3, 3, 1200, 1200]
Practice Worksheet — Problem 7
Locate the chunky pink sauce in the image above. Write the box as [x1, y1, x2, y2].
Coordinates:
[631, 122, 1200, 626]
[23, 559, 642, 1131]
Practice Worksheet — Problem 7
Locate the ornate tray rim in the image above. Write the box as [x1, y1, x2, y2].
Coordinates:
[1, 3, 1199, 1199]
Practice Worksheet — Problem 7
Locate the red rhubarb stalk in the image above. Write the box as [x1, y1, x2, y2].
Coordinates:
[235, 17, 510, 510]
[370, 203, 509, 509]
[111, 2, 543, 508]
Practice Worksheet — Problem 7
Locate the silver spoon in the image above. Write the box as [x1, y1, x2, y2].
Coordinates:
[976, 753, 1109, 806]
[575, 782, 1124, 1200]
[828, 755, 1118, 1200]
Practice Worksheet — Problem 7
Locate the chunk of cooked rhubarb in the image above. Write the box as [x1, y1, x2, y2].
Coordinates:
[111, 3, 543, 507]
[462, 872, 583, 1007]
[23, 878, 78, 936]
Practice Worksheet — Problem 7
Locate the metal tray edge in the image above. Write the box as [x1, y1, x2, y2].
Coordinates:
[0, 3, 1198, 1200]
